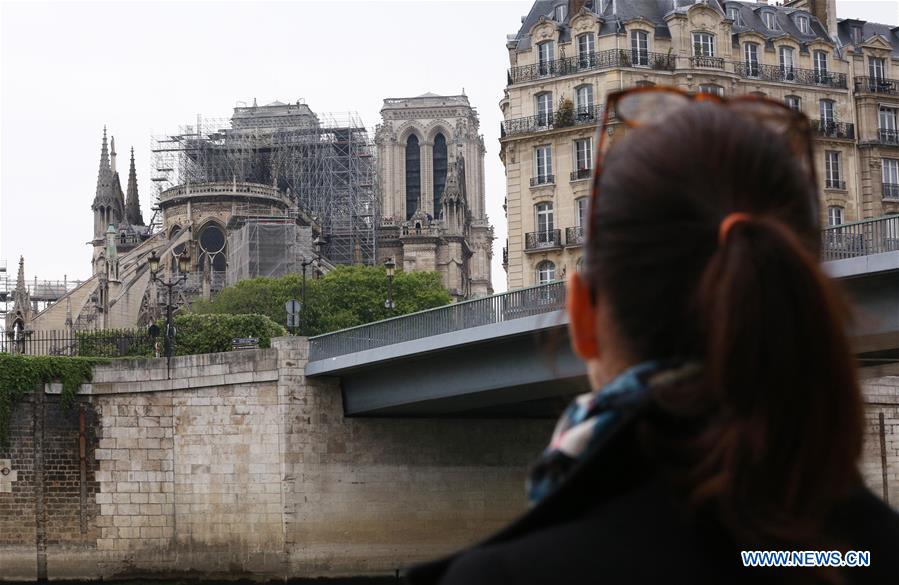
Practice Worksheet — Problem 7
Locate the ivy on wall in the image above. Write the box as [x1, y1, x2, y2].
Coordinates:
[0, 354, 105, 445]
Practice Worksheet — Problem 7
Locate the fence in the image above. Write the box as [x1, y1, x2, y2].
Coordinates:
[308, 281, 566, 361]
[0, 329, 155, 358]
[821, 216, 899, 260]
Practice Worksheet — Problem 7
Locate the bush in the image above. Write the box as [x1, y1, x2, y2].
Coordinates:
[166, 313, 286, 355]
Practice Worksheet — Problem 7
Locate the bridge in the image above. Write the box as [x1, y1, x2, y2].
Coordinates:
[307, 216, 899, 418]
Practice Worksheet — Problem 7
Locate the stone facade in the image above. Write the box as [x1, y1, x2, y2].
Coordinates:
[376, 94, 494, 300]
[501, 0, 899, 290]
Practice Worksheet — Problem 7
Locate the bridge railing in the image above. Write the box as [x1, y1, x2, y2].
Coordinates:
[308, 281, 566, 361]
[821, 216, 899, 260]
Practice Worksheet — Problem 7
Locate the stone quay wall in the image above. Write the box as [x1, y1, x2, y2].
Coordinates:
[0, 338, 551, 580]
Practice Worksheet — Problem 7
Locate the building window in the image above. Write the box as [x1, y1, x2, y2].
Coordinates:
[870, 57, 886, 81]
[535, 202, 554, 233]
[796, 15, 810, 34]
[405, 135, 421, 219]
[536, 92, 553, 127]
[819, 99, 835, 125]
[728, 6, 743, 26]
[433, 133, 448, 213]
[575, 197, 588, 228]
[553, 4, 567, 22]
[825, 151, 843, 189]
[535, 145, 553, 184]
[779, 46, 795, 80]
[698, 84, 724, 97]
[575, 85, 594, 118]
[851, 25, 863, 45]
[827, 206, 843, 226]
[574, 138, 593, 178]
[538, 41, 555, 76]
[880, 106, 898, 143]
[763, 11, 780, 31]
[577, 33, 595, 68]
[630, 30, 649, 66]
[785, 95, 801, 111]
[536, 260, 557, 284]
[198, 223, 227, 272]
[576, 256, 585, 273]
[693, 33, 715, 57]
[883, 159, 899, 198]
[744, 42, 760, 77]
[814, 51, 828, 83]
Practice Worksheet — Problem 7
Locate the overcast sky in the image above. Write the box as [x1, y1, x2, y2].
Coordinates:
[1, 0, 897, 295]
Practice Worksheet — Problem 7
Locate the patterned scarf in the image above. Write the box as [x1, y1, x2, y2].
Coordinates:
[527, 360, 700, 505]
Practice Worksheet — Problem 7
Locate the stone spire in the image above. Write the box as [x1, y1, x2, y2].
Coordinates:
[92, 127, 125, 241]
[5, 256, 32, 331]
[110, 136, 117, 175]
[125, 147, 144, 226]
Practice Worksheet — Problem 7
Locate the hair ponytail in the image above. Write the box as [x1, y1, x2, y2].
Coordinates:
[692, 216, 863, 545]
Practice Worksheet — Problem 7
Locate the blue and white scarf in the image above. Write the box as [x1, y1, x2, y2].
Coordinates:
[527, 360, 699, 505]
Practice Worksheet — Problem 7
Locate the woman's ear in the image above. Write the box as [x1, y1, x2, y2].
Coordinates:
[567, 272, 600, 360]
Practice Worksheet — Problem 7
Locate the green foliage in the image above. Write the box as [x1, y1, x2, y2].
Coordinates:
[166, 313, 286, 355]
[0, 354, 104, 445]
[75, 328, 156, 358]
[556, 97, 575, 127]
[192, 265, 452, 336]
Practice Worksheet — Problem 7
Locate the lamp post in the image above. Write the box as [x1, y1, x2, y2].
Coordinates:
[147, 249, 190, 373]
[298, 236, 325, 332]
[384, 257, 396, 311]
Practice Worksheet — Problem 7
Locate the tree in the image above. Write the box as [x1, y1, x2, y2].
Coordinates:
[191, 265, 452, 336]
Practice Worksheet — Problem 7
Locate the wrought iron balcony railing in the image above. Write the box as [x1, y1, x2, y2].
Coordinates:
[884, 183, 899, 200]
[822, 215, 899, 260]
[812, 120, 855, 140]
[566, 226, 586, 247]
[525, 229, 562, 251]
[855, 76, 899, 95]
[530, 175, 555, 187]
[825, 178, 847, 190]
[570, 168, 592, 181]
[502, 105, 602, 138]
[507, 49, 676, 85]
[733, 63, 848, 89]
[879, 129, 899, 146]
[690, 55, 725, 69]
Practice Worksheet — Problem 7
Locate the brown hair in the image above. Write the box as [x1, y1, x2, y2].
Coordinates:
[586, 102, 863, 552]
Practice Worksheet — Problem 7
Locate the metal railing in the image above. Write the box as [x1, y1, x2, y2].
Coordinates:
[825, 178, 847, 190]
[884, 183, 899, 200]
[570, 169, 592, 181]
[854, 76, 899, 95]
[813, 120, 855, 140]
[566, 226, 585, 247]
[879, 129, 899, 146]
[733, 62, 847, 89]
[308, 281, 566, 361]
[525, 229, 562, 251]
[502, 105, 602, 138]
[822, 216, 899, 260]
[690, 55, 725, 69]
[507, 49, 675, 85]
[530, 175, 555, 187]
[1, 329, 154, 357]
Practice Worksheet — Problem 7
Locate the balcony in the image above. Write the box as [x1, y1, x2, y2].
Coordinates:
[884, 183, 899, 200]
[530, 175, 555, 187]
[525, 230, 562, 251]
[570, 168, 592, 181]
[565, 226, 585, 247]
[502, 104, 602, 138]
[855, 76, 899, 95]
[879, 129, 899, 146]
[690, 55, 725, 69]
[733, 63, 848, 89]
[822, 215, 899, 260]
[507, 49, 676, 85]
[812, 120, 855, 140]
[825, 178, 847, 190]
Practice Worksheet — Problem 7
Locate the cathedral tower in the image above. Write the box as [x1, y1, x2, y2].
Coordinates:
[91, 127, 125, 270]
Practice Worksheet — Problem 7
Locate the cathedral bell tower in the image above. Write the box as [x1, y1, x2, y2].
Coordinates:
[91, 127, 125, 273]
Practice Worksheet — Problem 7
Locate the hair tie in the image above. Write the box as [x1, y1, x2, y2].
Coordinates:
[719, 212, 753, 245]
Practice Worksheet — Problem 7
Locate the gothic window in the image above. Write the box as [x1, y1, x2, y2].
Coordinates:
[405, 134, 421, 219]
[433, 133, 448, 213]
[198, 223, 226, 272]
[536, 260, 556, 284]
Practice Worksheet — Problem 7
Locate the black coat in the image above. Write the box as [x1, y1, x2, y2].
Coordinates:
[405, 414, 899, 585]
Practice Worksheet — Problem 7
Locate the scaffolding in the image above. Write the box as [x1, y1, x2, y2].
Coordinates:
[226, 217, 312, 285]
[151, 101, 376, 266]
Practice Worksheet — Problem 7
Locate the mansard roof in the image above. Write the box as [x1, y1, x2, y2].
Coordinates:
[838, 19, 899, 58]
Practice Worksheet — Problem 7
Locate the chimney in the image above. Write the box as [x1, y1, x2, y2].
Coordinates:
[568, 0, 586, 15]
[809, 0, 838, 38]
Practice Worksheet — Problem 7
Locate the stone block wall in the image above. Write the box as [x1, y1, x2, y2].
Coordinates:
[860, 377, 899, 506]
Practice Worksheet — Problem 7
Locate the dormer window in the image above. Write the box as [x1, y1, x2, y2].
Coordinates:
[851, 26, 864, 45]
[553, 4, 567, 22]
[796, 15, 810, 34]
[728, 7, 743, 26]
[763, 11, 780, 31]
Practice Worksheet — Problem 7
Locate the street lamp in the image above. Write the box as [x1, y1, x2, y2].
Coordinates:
[147, 249, 190, 372]
[298, 236, 326, 332]
[384, 257, 396, 311]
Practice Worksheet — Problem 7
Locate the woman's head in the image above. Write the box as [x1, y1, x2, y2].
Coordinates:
[567, 99, 863, 546]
